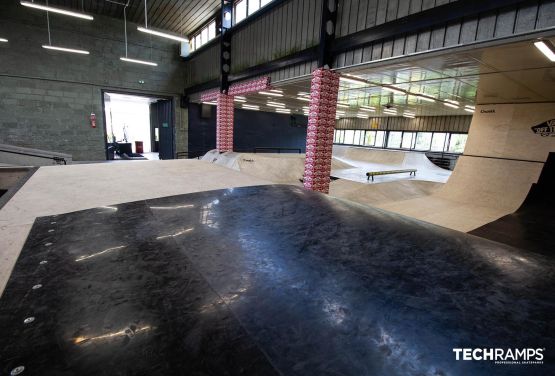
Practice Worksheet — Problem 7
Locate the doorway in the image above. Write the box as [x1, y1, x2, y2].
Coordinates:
[102, 92, 175, 161]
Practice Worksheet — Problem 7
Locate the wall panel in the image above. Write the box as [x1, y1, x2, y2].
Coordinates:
[335, 115, 472, 132]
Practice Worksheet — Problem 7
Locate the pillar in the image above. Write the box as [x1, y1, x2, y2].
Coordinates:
[303, 68, 340, 193]
[216, 93, 234, 152]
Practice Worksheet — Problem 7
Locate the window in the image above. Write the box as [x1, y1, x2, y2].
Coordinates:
[375, 131, 386, 147]
[234, 0, 274, 25]
[353, 130, 364, 145]
[190, 20, 218, 52]
[387, 132, 402, 149]
[414, 132, 432, 150]
[431, 133, 448, 152]
[364, 131, 376, 146]
[448, 134, 468, 153]
[401, 132, 415, 149]
[344, 130, 355, 145]
[234, 0, 247, 23]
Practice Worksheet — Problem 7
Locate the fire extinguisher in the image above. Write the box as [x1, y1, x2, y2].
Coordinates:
[90, 113, 96, 128]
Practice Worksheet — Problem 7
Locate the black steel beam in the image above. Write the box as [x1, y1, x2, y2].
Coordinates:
[331, 0, 528, 54]
[318, 0, 338, 68]
[220, 0, 233, 93]
[183, 79, 220, 96]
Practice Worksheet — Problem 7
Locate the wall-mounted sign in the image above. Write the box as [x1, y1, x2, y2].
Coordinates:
[531, 119, 555, 137]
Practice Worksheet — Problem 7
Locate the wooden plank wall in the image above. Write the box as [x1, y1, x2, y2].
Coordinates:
[335, 115, 472, 132]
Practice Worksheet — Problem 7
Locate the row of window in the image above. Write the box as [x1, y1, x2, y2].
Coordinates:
[334, 130, 468, 154]
[190, 0, 274, 53]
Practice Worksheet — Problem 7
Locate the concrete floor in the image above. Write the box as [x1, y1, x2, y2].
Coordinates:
[0, 159, 269, 296]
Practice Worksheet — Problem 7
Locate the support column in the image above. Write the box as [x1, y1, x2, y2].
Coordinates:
[303, 68, 339, 193]
[216, 93, 234, 152]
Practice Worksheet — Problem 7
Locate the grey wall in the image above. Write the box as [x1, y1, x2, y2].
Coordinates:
[0, 0, 187, 161]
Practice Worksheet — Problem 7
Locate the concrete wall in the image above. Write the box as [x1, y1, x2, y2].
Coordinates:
[0, 1, 187, 161]
[188, 103, 308, 154]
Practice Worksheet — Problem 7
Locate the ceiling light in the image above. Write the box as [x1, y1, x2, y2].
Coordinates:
[203, 101, 217, 106]
[298, 92, 310, 96]
[242, 105, 259, 110]
[383, 109, 397, 115]
[234, 98, 246, 102]
[20, 1, 93, 20]
[534, 40, 555, 62]
[137, 27, 188, 42]
[259, 91, 283, 97]
[43, 45, 89, 54]
[267, 101, 285, 107]
[443, 102, 459, 109]
[445, 99, 459, 105]
[120, 57, 157, 66]
[0, 38, 8, 43]
[356, 114, 369, 119]
[337, 103, 349, 108]
[403, 113, 416, 118]
[276, 109, 291, 113]
[359, 106, 375, 112]
[382, 86, 405, 95]
[267, 103, 285, 108]
[235, 96, 246, 100]
[464, 108, 474, 113]
[415, 95, 436, 102]
[340, 75, 366, 85]
[269, 89, 283, 94]
[465, 105, 475, 110]
[296, 96, 311, 102]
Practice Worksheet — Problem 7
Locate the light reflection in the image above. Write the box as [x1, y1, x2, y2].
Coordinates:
[156, 228, 194, 239]
[149, 204, 194, 210]
[73, 325, 152, 345]
[200, 199, 220, 229]
[96, 206, 118, 213]
[75, 245, 126, 262]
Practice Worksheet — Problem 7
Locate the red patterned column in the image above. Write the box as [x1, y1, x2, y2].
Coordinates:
[303, 68, 340, 193]
[216, 93, 234, 152]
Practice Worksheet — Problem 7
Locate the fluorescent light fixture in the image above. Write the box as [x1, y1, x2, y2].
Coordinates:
[336, 110, 345, 115]
[383, 109, 397, 115]
[443, 102, 459, 109]
[0, 38, 8, 42]
[415, 95, 436, 102]
[359, 106, 375, 112]
[137, 26, 188, 42]
[276, 109, 291, 113]
[267, 103, 285, 108]
[298, 92, 310, 96]
[267, 101, 285, 107]
[356, 114, 369, 119]
[42, 45, 89, 54]
[340, 75, 365, 85]
[464, 108, 475, 113]
[235, 96, 246, 100]
[203, 101, 217, 105]
[382, 86, 405, 94]
[296, 96, 311, 102]
[259, 91, 283, 97]
[445, 99, 459, 105]
[234, 98, 246, 102]
[403, 113, 416, 118]
[465, 105, 475, 110]
[21, 1, 93, 20]
[242, 105, 259, 110]
[337, 103, 349, 108]
[120, 57, 157, 66]
[534, 40, 555, 62]
[269, 89, 283, 94]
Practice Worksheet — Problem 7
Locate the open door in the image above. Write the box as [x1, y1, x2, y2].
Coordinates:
[150, 99, 174, 160]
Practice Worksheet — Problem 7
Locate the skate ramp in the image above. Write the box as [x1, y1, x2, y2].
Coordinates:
[331, 145, 451, 183]
[201, 150, 354, 184]
[329, 179, 442, 207]
[378, 103, 555, 232]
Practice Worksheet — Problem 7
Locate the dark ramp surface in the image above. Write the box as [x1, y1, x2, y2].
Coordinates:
[470, 152, 555, 255]
[0, 185, 553, 376]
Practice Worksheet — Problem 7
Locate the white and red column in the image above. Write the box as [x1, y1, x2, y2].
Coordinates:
[216, 93, 234, 152]
[303, 68, 340, 193]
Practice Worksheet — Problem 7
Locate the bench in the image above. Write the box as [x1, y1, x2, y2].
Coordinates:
[366, 169, 417, 181]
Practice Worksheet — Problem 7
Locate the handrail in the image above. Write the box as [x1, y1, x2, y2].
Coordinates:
[0, 148, 67, 165]
[254, 147, 302, 154]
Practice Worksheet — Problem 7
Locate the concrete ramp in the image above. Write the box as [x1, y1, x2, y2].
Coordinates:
[331, 145, 451, 183]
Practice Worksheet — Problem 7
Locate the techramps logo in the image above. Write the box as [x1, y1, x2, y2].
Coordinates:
[531, 119, 555, 137]
[453, 348, 545, 365]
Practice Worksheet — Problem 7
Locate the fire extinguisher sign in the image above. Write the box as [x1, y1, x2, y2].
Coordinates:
[90, 113, 96, 128]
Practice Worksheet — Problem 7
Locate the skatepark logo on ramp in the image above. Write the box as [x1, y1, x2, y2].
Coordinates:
[531, 119, 555, 137]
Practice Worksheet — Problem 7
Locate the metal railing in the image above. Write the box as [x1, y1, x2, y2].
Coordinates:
[0, 148, 67, 165]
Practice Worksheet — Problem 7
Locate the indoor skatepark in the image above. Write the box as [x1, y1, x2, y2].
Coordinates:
[1, 0, 554, 375]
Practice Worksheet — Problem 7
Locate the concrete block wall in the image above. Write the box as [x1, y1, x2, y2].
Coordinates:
[0, 1, 187, 161]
